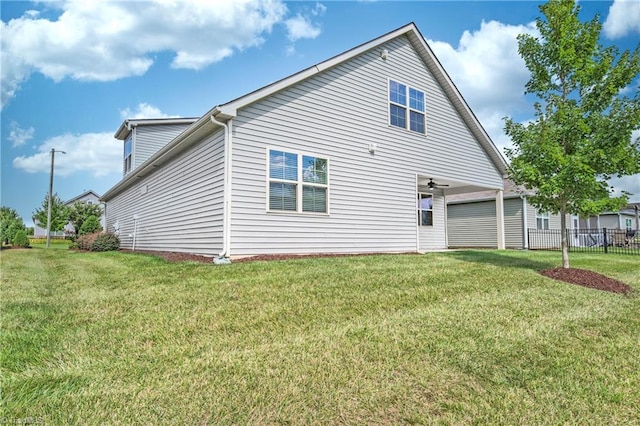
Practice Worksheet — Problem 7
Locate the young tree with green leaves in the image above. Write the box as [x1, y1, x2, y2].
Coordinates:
[68, 202, 103, 236]
[504, 0, 640, 268]
[79, 215, 102, 236]
[0, 206, 26, 245]
[32, 193, 69, 235]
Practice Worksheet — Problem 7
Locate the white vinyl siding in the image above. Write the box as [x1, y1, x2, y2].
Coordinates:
[134, 124, 193, 170]
[504, 198, 524, 249]
[105, 130, 225, 256]
[226, 36, 501, 255]
[418, 191, 445, 251]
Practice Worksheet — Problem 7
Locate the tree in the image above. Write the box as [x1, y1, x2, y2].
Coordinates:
[68, 202, 103, 236]
[504, 0, 640, 268]
[79, 215, 102, 236]
[32, 193, 69, 234]
[0, 206, 26, 245]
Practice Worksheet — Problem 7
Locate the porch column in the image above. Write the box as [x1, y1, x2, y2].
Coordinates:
[496, 190, 505, 249]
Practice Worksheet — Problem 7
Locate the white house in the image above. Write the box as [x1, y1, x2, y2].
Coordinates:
[33, 190, 104, 237]
[101, 23, 508, 259]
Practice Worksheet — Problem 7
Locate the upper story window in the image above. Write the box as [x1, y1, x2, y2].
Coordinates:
[268, 149, 328, 214]
[389, 80, 425, 134]
[536, 210, 550, 230]
[123, 136, 133, 175]
[418, 193, 433, 226]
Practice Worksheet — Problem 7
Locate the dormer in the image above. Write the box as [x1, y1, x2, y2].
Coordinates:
[114, 118, 199, 176]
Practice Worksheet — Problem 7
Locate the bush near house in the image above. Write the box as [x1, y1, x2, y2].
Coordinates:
[11, 231, 30, 248]
[73, 232, 120, 252]
[91, 233, 120, 252]
[75, 232, 100, 251]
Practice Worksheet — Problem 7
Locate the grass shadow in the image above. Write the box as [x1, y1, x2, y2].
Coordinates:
[447, 249, 558, 272]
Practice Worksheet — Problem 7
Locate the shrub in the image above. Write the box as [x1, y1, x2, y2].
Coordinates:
[79, 215, 102, 236]
[91, 233, 120, 252]
[76, 232, 100, 251]
[12, 230, 30, 248]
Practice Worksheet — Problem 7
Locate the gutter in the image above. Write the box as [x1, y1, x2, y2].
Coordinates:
[210, 114, 233, 261]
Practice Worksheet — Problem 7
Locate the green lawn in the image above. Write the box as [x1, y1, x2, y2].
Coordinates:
[1, 248, 638, 424]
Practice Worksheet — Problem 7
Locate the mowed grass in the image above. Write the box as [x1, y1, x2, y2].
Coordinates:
[1, 248, 638, 425]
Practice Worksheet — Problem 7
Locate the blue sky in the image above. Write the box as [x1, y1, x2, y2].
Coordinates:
[2, 0, 639, 227]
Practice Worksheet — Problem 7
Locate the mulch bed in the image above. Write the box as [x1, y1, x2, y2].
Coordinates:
[119, 250, 418, 264]
[539, 267, 634, 295]
[121, 249, 633, 296]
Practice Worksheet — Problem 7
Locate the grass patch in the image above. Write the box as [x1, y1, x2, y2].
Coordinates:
[1, 248, 639, 424]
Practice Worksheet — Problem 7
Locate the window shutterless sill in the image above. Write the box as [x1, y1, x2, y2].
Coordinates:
[266, 210, 330, 217]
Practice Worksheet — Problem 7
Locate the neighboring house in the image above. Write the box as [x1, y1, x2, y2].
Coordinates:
[101, 23, 508, 258]
[33, 190, 104, 236]
[446, 179, 570, 249]
[580, 203, 640, 230]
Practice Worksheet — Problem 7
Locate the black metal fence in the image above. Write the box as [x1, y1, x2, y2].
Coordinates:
[528, 228, 640, 255]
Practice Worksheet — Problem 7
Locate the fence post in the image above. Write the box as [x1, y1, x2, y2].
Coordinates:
[603, 228, 608, 254]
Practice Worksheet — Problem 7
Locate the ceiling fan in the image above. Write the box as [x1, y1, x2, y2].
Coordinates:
[427, 178, 449, 191]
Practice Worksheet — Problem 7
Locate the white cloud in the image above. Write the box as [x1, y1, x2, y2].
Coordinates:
[119, 103, 179, 120]
[8, 121, 35, 147]
[1, 0, 289, 109]
[285, 14, 322, 42]
[282, 2, 325, 54]
[13, 132, 122, 177]
[603, 0, 640, 39]
[429, 20, 538, 118]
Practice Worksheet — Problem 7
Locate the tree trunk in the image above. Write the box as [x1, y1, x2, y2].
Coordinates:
[560, 207, 570, 268]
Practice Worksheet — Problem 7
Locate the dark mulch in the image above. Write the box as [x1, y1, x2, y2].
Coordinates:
[119, 249, 419, 264]
[540, 267, 634, 295]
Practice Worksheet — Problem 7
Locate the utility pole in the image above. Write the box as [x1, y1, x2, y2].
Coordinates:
[46, 148, 66, 248]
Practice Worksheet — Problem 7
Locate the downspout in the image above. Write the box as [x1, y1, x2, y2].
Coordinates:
[521, 195, 528, 249]
[210, 115, 233, 261]
[495, 190, 505, 249]
[635, 205, 639, 230]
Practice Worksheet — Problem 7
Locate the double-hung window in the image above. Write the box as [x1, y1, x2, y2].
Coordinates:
[123, 136, 133, 175]
[536, 210, 550, 230]
[389, 80, 425, 134]
[268, 149, 328, 214]
[418, 193, 433, 226]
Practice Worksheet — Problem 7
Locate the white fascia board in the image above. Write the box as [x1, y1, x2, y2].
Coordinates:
[218, 23, 417, 114]
[113, 118, 199, 139]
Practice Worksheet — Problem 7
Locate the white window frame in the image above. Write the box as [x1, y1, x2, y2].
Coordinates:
[123, 135, 133, 175]
[388, 79, 426, 135]
[266, 148, 330, 215]
[417, 192, 434, 227]
[536, 210, 550, 230]
[625, 218, 633, 229]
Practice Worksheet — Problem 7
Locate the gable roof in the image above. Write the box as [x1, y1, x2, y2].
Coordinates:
[114, 117, 199, 140]
[103, 22, 507, 201]
[212, 22, 506, 175]
[65, 190, 101, 205]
